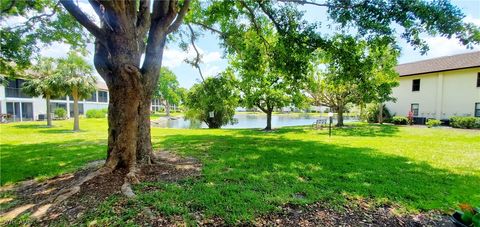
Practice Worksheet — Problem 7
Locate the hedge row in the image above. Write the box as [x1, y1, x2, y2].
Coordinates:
[86, 109, 108, 118]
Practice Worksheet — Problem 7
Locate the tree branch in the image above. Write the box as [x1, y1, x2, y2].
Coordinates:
[137, 0, 151, 38]
[239, 0, 270, 50]
[1, 0, 16, 14]
[61, 0, 105, 40]
[186, 23, 205, 82]
[191, 22, 224, 35]
[88, 0, 103, 18]
[277, 0, 331, 7]
[167, 0, 191, 34]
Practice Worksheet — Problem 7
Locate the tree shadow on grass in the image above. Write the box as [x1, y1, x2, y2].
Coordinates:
[12, 124, 51, 129]
[0, 139, 106, 186]
[230, 123, 399, 137]
[144, 133, 478, 223]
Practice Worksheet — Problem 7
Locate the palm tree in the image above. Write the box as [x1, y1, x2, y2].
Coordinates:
[22, 57, 62, 127]
[56, 52, 96, 131]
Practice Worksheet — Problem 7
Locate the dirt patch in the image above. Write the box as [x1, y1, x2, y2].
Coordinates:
[0, 151, 201, 225]
[255, 201, 453, 227]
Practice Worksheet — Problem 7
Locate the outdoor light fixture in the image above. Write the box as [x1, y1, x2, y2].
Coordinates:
[328, 112, 333, 137]
[209, 111, 215, 118]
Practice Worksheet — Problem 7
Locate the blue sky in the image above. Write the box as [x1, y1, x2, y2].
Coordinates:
[36, 0, 480, 89]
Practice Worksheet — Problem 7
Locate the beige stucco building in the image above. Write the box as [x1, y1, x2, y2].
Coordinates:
[386, 51, 480, 121]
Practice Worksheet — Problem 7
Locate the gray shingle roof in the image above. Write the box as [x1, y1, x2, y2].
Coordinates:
[396, 51, 480, 76]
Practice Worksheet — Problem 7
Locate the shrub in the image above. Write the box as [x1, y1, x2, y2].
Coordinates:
[426, 119, 441, 128]
[450, 116, 479, 129]
[54, 108, 66, 119]
[86, 109, 108, 118]
[365, 104, 392, 123]
[184, 73, 239, 129]
[391, 116, 408, 125]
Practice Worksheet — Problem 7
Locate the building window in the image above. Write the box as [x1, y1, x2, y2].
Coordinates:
[50, 102, 67, 113]
[5, 79, 31, 98]
[98, 91, 108, 103]
[86, 91, 97, 102]
[411, 103, 419, 116]
[6, 102, 34, 121]
[477, 73, 480, 87]
[475, 103, 480, 117]
[412, 79, 420, 91]
[69, 103, 84, 117]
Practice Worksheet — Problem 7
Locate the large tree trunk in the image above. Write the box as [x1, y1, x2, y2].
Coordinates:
[265, 110, 273, 131]
[136, 95, 154, 165]
[59, 0, 191, 199]
[378, 103, 383, 124]
[46, 95, 52, 127]
[73, 88, 80, 131]
[165, 101, 170, 117]
[103, 65, 143, 175]
[336, 105, 344, 127]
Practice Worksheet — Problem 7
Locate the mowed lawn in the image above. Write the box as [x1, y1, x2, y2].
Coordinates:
[1, 118, 479, 223]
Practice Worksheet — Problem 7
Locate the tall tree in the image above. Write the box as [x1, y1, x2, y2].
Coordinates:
[307, 35, 399, 126]
[56, 52, 96, 131]
[230, 28, 308, 131]
[154, 67, 181, 117]
[22, 57, 62, 127]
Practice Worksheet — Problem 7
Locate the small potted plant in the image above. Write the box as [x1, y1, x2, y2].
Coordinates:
[451, 203, 480, 227]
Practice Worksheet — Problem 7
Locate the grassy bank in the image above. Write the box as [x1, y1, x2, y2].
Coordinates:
[1, 119, 479, 224]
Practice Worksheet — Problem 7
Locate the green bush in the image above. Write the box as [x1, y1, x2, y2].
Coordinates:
[86, 109, 108, 118]
[365, 104, 392, 123]
[450, 116, 479, 129]
[426, 119, 441, 128]
[391, 116, 408, 125]
[54, 108, 66, 119]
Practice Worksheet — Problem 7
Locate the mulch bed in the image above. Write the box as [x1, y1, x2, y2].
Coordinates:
[255, 201, 453, 227]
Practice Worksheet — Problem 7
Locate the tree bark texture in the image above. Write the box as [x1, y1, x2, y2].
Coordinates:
[73, 88, 80, 131]
[336, 105, 344, 127]
[378, 103, 383, 124]
[165, 102, 171, 117]
[265, 111, 272, 131]
[46, 95, 52, 127]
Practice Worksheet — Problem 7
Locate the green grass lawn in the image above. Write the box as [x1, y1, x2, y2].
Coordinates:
[1, 118, 479, 224]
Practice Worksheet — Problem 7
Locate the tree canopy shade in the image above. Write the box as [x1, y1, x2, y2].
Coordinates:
[184, 72, 239, 129]
[2, 0, 480, 197]
[56, 51, 96, 131]
[0, 0, 89, 78]
[154, 67, 181, 117]
[21, 57, 62, 127]
[307, 35, 400, 126]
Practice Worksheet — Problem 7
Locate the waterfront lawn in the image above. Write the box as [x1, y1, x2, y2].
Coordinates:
[1, 119, 479, 224]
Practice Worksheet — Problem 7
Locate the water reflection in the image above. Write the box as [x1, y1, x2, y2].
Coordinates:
[151, 113, 358, 129]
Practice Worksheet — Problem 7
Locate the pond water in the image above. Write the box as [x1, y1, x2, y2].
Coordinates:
[151, 113, 359, 129]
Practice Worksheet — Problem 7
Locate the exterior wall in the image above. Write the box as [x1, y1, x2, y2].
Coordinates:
[386, 67, 480, 120]
[0, 84, 109, 122]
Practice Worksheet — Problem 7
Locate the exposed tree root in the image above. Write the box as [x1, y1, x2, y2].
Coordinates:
[51, 165, 114, 204]
[0, 151, 202, 224]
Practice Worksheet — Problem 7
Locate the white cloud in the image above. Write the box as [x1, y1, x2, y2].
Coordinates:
[163, 45, 223, 68]
[399, 14, 480, 63]
[422, 36, 479, 59]
[203, 52, 222, 63]
[464, 15, 480, 25]
[203, 64, 222, 77]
